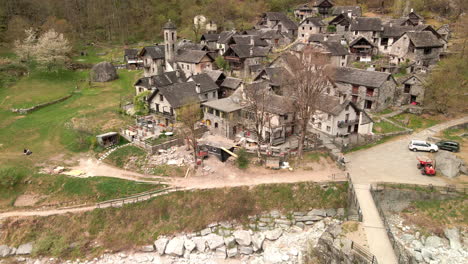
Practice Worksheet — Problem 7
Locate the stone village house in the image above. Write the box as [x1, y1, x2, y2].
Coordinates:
[309, 95, 373, 137]
[223, 45, 270, 78]
[332, 67, 397, 112]
[139, 45, 166, 77]
[298, 17, 326, 41]
[175, 50, 214, 77]
[390, 31, 444, 67]
[397, 74, 426, 105]
[255, 12, 298, 38]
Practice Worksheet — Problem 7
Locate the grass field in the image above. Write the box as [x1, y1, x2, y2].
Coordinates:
[390, 113, 440, 131]
[0, 182, 348, 259]
[372, 120, 405, 134]
[0, 46, 144, 208]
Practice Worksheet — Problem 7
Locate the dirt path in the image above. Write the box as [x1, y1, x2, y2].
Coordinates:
[71, 158, 171, 184]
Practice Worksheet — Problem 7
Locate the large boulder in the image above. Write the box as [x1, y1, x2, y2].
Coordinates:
[205, 234, 224, 250]
[91, 62, 118, 82]
[444, 228, 461, 249]
[0, 245, 12, 257]
[265, 229, 283, 241]
[16, 243, 33, 255]
[425, 236, 444, 248]
[165, 237, 185, 256]
[233, 230, 251, 246]
[154, 237, 169, 255]
[252, 233, 265, 251]
[435, 151, 463, 178]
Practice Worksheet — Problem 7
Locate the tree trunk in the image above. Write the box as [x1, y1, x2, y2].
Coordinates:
[298, 122, 307, 158]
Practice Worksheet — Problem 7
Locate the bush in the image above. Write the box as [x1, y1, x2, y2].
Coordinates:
[236, 148, 250, 169]
[0, 167, 27, 189]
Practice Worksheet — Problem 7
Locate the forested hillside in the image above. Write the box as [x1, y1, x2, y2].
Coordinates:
[0, 0, 466, 45]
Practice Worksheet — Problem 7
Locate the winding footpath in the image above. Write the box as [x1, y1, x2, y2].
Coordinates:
[346, 115, 468, 264]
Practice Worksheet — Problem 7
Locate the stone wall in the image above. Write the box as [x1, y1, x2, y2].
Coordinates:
[11, 94, 73, 114]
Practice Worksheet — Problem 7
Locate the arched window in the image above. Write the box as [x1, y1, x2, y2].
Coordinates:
[172, 32, 175, 41]
[166, 32, 168, 40]
[215, 122, 219, 128]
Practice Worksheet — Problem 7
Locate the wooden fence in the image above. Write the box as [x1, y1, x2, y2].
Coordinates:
[351, 240, 378, 264]
[96, 187, 182, 209]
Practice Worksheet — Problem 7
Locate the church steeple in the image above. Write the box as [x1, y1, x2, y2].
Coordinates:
[163, 19, 177, 70]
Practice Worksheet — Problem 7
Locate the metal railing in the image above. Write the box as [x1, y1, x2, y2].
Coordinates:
[96, 187, 182, 209]
[346, 173, 363, 222]
[373, 182, 467, 194]
[351, 240, 378, 264]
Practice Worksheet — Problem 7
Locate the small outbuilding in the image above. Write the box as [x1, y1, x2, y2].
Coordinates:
[96, 132, 120, 147]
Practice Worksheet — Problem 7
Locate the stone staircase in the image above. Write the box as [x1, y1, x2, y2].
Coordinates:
[98, 143, 133, 162]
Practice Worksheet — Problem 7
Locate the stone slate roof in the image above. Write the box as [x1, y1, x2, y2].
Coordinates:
[218, 31, 237, 44]
[153, 82, 199, 108]
[139, 45, 165, 59]
[317, 95, 351, 116]
[308, 33, 344, 43]
[221, 77, 242, 89]
[201, 33, 220, 42]
[406, 31, 443, 48]
[258, 93, 295, 115]
[331, 6, 362, 17]
[176, 41, 207, 51]
[232, 35, 269, 46]
[124, 49, 139, 59]
[202, 97, 243, 113]
[163, 20, 177, 30]
[134, 77, 150, 88]
[332, 67, 393, 88]
[204, 70, 225, 82]
[229, 45, 270, 58]
[313, 0, 333, 7]
[176, 50, 211, 63]
[349, 36, 375, 47]
[153, 71, 185, 87]
[300, 17, 325, 27]
[264, 12, 298, 30]
[189, 73, 219, 93]
[322, 41, 349, 56]
[255, 67, 292, 86]
[350, 17, 383, 32]
[381, 24, 414, 38]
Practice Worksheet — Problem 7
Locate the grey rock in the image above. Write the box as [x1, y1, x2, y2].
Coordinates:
[239, 245, 253, 255]
[444, 228, 461, 249]
[16, 243, 33, 255]
[401, 234, 415, 244]
[421, 248, 433, 262]
[337, 208, 345, 217]
[165, 237, 185, 256]
[258, 222, 267, 227]
[425, 236, 444, 248]
[265, 229, 283, 241]
[259, 217, 272, 222]
[415, 251, 423, 262]
[192, 237, 207, 252]
[295, 222, 305, 229]
[325, 208, 337, 217]
[270, 210, 281, 218]
[219, 222, 232, 229]
[140, 245, 154, 252]
[215, 246, 226, 259]
[295, 215, 323, 222]
[224, 236, 236, 248]
[0, 245, 12, 257]
[305, 221, 315, 225]
[200, 227, 212, 236]
[329, 225, 342, 239]
[226, 247, 238, 258]
[263, 246, 283, 263]
[308, 209, 327, 217]
[435, 151, 462, 178]
[412, 240, 423, 252]
[293, 212, 306, 216]
[274, 219, 291, 225]
[252, 233, 265, 251]
[460, 165, 468, 175]
[233, 230, 251, 246]
[217, 228, 232, 237]
[154, 237, 169, 255]
[91, 62, 117, 82]
[206, 234, 225, 250]
[184, 239, 196, 253]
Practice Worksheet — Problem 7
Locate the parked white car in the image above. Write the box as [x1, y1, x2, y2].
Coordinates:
[408, 140, 439, 153]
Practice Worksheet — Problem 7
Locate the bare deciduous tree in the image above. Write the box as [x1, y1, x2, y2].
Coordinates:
[243, 82, 273, 158]
[14, 28, 36, 66]
[177, 103, 203, 169]
[283, 46, 333, 158]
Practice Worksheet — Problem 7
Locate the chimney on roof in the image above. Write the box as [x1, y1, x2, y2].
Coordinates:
[250, 36, 254, 46]
[176, 70, 180, 78]
[339, 95, 344, 104]
[410, 8, 414, 13]
[347, 10, 352, 18]
[195, 83, 201, 93]
[389, 22, 393, 28]
[250, 47, 253, 57]
[324, 35, 328, 42]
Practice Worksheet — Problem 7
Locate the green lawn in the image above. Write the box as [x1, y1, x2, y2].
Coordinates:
[390, 113, 440, 130]
[372, 120, 405, 134]
[441, 127, 468, 141]
[0, 171, 161, 209]
[0, 182, 347, 259]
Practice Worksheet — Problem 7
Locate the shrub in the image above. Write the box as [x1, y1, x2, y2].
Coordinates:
[236, 148, 250, 169]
